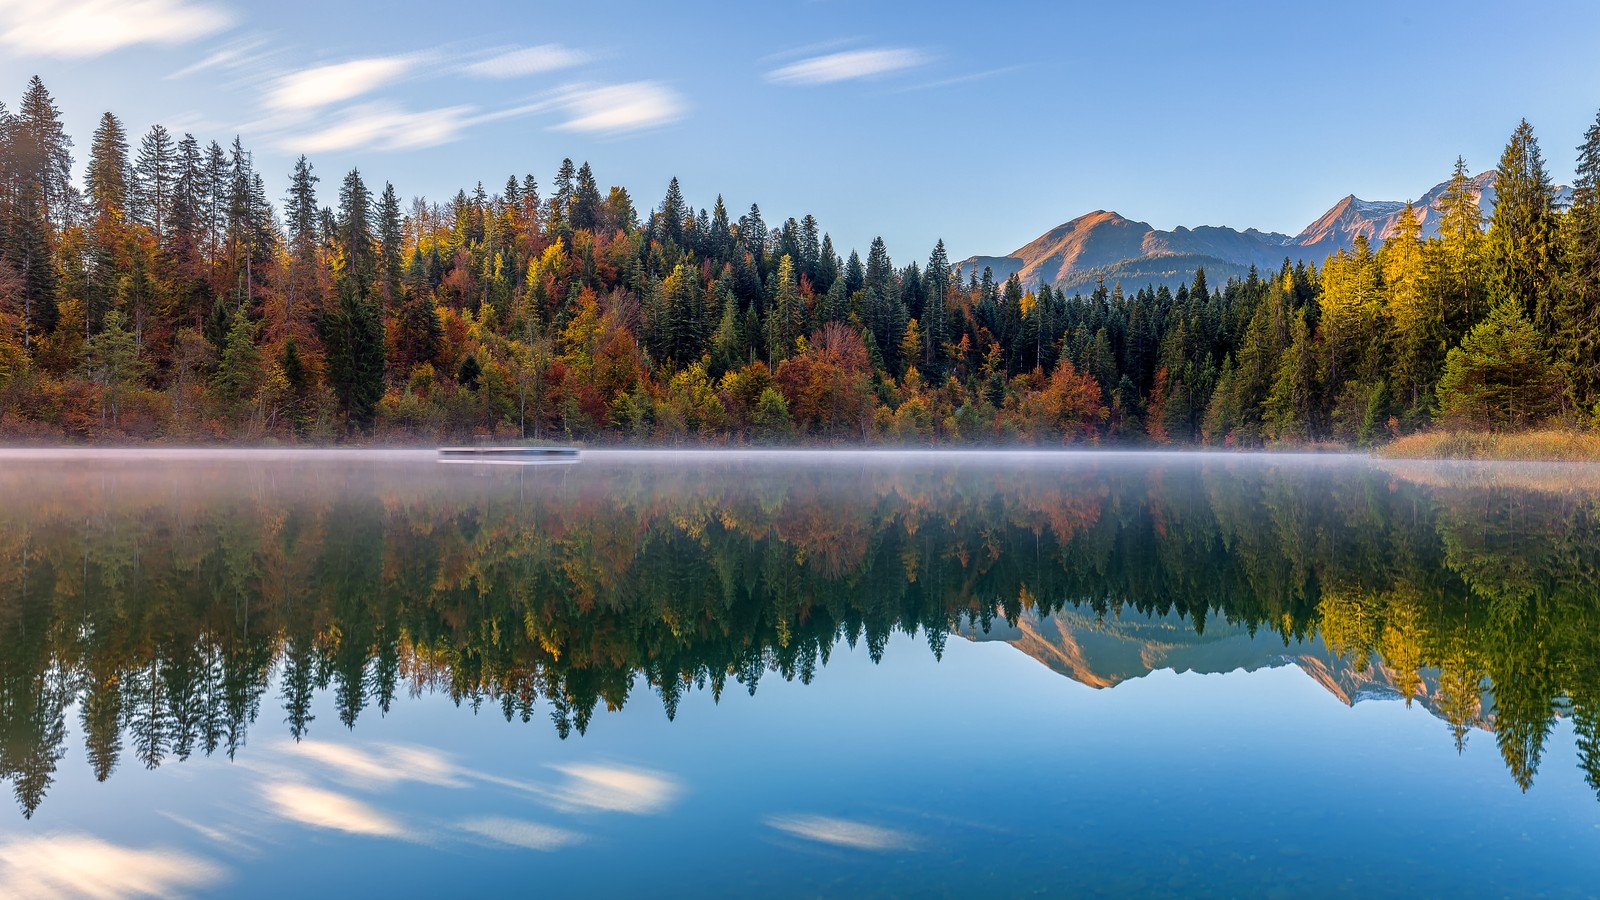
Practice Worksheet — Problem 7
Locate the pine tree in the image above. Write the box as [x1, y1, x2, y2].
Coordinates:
[549, 158, 576, 239]
[85, 113, 129, 222]
[322, 283, 385, 431]
[211, 305, 260, 414]
[1382, 201, 1437, 420]
[571, 162, 601, 233]
[284, 156, 320, 326]
[862, 237, 903, 366]
[14, 76, 73, 223]
[736, 203, 766, 277]
[921, 240, 951, 376]
[133, 124, 176, 240]
[320, 169, 385, 430]
[1487, 120, 1558, 327]
[81, 308, 142, 428]
[6, 77, 72, 343]
[766, 255, 805, 363]
[1438, 299, 1559, 429]
[336, 169, 376, 297]
[1435, 157, 1486, 342]
[1556, 110, 1600, 416]
[377, 182, 403, 315]
[84, 113, 129, 335]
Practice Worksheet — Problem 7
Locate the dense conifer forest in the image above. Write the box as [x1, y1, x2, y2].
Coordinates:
[1, 75, 1597, 444]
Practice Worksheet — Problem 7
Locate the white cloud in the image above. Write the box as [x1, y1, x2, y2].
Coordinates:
[262, 783, 407, 838]
[765, 815, 916, 851]
[0, 833, 224, 899]
[282, 103, 477, 153]
[288, 740, 468, 789]
[0, 0, 231, 58]
[767, 48, 926, 85]
[467, 44, 588, 78]
[265, 57, 413, 112]
[167, 38, 269, 80]
[546, 82, 686, 135]
[545, 764, 681, 814]
[455, 816, 584, 851]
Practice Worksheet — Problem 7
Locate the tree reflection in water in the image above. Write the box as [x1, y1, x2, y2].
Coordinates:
[1, 452, 1598, 817]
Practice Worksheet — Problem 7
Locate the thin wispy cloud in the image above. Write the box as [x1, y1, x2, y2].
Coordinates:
[455, 816, 585, 851]
[467, 44, 588, 78]
[0, 833, 225, 898]
[760, 37, 859, 64]
[167, 37, 269, 80]
[767, 48, 926, 85]
[0, 0, 233, 58]
[544, 764, 682, 814]
[262, 782, 408, 838]
[765, 814, 917, 851]
[891, 64, 1024, 94]
[277, 103, 477, 153]
[544, 82, 687, 135]
[289, 739, 468, 789]
[265, 56, 414, 112]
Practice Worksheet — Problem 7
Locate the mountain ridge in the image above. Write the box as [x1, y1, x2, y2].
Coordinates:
[963, 172, 1572, 294]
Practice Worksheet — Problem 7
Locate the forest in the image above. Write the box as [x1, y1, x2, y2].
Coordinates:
[1, 74, 1598, 445]
[2, 456, 1597, 816]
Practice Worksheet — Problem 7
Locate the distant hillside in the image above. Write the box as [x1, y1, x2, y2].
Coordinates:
[962, 172, 1573, 294]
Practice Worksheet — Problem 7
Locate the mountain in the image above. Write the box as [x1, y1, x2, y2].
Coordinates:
[962, 172, 1573, 294]
[962, 608, 1488, 729]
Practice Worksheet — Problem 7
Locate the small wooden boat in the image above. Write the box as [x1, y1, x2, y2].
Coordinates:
[437, 446, 580, 464]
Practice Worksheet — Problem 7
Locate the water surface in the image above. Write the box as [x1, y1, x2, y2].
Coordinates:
[0, 450, 1597, 897]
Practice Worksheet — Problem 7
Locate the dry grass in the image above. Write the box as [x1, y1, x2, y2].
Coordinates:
[1378, 429, 1600, 463]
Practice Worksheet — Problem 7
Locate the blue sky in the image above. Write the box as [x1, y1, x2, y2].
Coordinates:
[3, 0, 1599, 261]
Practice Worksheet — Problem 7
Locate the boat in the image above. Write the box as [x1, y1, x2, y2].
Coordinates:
[437, 446, 581, 464]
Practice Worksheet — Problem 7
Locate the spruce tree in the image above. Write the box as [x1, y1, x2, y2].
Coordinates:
[377, 182, 403, 315]
[1438, 299, 1558, 429]
[133, 124, 176, 240]
[921, 240, 951, 376]
[1487, 120, 1558, 327]
[1557, 110, 1600, 416]
[766, 255, 804, 362]
[85, 113, 129, 335]
[284, 156, 320, 325]
[1436, 156, 1487, 342]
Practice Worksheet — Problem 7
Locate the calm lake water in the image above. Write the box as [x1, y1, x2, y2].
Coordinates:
[0, 449, 1598, 898]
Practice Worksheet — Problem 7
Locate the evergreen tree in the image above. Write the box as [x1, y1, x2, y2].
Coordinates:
[377, 182, 403, 315]
[921, 240, 951, 376]
[571, 162, 601, 233]
[1436, 156, 1488, 344]
[1556, 110, 1600, 416]
[284, 156, 321, 326]
[1438, 299, 1559, 429]
[84, 112, 129, 335]
[1487, 120, 1558, 328]
[766, 255, 805, 362]
[133, 124, 176, 240]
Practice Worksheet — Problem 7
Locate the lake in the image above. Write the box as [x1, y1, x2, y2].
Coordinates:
[0, 449, 1597, 898]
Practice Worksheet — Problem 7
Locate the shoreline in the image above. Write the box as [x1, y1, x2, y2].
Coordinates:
[1375, 429, 1600, 463]
[1, 429, 1597, 464]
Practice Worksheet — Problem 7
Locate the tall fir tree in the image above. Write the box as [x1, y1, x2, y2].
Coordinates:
[1487, 120, 1558, 328]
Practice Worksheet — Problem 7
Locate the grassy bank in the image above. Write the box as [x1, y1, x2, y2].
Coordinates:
[1379, 429, 1600, 462]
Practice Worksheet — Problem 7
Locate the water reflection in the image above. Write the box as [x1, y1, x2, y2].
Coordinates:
[1, 451, 1598, 818]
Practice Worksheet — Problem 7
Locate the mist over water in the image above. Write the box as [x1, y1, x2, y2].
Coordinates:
[1, 450, 1598, 896]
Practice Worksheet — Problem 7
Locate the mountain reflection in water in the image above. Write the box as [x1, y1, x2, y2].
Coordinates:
[1, 450, 1598, 819]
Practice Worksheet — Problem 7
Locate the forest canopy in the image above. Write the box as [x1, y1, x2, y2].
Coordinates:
[1, 75, 1598, 444]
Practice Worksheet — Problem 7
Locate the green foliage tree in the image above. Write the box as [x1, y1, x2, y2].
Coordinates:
[1437, 300, 1558, 429]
